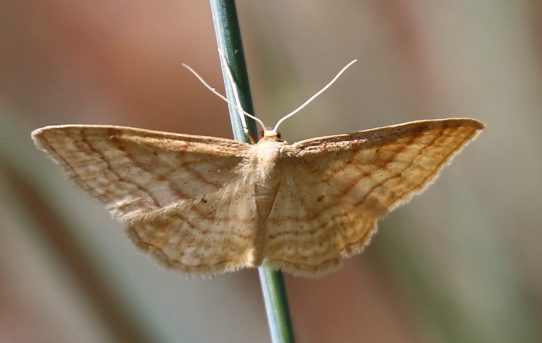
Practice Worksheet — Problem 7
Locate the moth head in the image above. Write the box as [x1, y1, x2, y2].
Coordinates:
[259, 129, 282, 142]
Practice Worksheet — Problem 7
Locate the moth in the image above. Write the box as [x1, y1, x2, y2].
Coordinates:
[31, 60, 484, 277]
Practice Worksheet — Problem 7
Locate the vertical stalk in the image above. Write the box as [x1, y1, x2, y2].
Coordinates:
[209, 1, 296, 342]
[210, 0, 256, 143]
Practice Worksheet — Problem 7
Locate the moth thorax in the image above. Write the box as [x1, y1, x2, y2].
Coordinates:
[252, 141, 282, 220]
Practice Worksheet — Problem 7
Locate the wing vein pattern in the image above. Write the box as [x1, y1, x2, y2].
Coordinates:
[264, 119, 483, 277]
[32, 118, 484, 277]
[33, 125, 261, 276]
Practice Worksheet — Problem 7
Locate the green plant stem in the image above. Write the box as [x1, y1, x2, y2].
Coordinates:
[210, 0, 256, 143]
[209, 1, 296, 342]
[258, 266, 296, 343]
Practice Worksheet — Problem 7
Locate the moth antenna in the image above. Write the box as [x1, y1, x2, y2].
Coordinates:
[272, 59, 357, 132]
[217, 49, 255, 137]
[182, 62, 267, 133]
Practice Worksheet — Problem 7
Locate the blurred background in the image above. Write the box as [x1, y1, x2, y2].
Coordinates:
[1, 0, 541, 342]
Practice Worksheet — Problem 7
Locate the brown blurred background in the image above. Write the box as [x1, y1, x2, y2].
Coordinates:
[1, 1, 541, 342]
